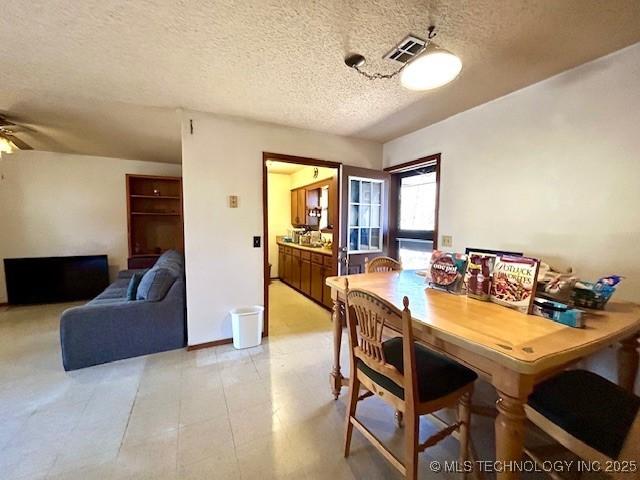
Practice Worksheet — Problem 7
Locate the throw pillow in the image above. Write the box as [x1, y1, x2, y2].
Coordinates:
[136, 267, 176, 301]
[126, 272, 145, 301]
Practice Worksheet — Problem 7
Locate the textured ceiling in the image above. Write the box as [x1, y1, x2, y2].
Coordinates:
[1, 0, 640, 163]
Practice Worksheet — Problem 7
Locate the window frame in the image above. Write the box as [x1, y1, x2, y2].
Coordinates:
[395, 163, 438, 243]
[384, 153, 441, 260]
[347, 176, 384, 254]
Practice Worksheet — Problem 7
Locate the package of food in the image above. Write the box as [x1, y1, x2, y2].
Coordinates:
[426, 251, 467, 294]
[465, 254, 494, 301]
[532, 297, 584, 328]
[490, 255, 540, 314]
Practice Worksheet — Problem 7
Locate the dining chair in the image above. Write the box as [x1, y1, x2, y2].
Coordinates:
[364, 256, 402, 273]
[524, 369, 640, 479]
[343, 280, 478, 479]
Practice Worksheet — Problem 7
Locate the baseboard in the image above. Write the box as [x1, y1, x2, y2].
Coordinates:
[187, 337, 233, 351]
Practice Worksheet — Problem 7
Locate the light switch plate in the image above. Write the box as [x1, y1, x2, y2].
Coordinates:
[229, 195, 238, 208]
[441, 235, 453, 247]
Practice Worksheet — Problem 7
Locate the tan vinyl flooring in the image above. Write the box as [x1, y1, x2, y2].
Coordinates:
[0, 280, 624, 479]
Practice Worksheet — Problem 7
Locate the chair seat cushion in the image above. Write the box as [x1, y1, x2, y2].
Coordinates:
[528, 369, 640, 459]
[357, 337, 477, 403]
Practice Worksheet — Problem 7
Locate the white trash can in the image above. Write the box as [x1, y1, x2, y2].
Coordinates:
[230, 306, 264, 349]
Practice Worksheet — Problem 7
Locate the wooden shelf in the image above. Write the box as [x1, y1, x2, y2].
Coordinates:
[130, 195, 180, 199]
[126, 174, 184, 267]
[131, 212, 180, 216]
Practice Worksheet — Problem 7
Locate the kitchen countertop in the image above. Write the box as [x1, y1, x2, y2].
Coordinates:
[277, 238, 333, 256]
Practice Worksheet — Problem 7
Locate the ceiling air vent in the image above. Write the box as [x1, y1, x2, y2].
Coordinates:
[384, 35, 426, 64]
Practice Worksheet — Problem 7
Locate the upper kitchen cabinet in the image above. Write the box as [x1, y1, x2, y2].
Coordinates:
[291, 188, 307, 226]
[290, 175, 337, 231]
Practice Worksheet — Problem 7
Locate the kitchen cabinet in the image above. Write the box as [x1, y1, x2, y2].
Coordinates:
[306, 188, 320, 227]
[290, 249, 301, 289]
[290, 176, 337, 231]
[278, 246, 285, 279]
[290, 190, 299, 225]
[284, 249, 292, 284]
[277, 241, 335, 310]
[300, 251, 311, 295]
[310, 262, 323, 304]
[322, 266, 336, 309]
[291, 188, 307, 226]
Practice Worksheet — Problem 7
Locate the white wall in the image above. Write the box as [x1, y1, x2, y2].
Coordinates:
[383, 43, 640, 302]
[290, 165, 335, 189]
[267, 173, 291, 277]
[182, 112, 382, 345]
[0, 150, 181, 303]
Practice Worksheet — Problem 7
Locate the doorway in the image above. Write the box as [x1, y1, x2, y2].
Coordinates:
[262, 152, 340, 335]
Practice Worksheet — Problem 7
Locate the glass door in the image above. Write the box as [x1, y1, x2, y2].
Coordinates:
[339, 166, 390, 274]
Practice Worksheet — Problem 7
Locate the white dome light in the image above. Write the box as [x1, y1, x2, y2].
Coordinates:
[400, 49, 462, 91]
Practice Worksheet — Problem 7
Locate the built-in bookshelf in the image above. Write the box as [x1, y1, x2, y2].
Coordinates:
[126, 174, 184, 268]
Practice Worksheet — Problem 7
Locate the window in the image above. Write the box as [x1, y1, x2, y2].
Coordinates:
[348, 177, 383, 253]
[395, 164, 438, 269]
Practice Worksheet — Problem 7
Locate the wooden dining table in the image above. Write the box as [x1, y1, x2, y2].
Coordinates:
[326, 270, 640, 480]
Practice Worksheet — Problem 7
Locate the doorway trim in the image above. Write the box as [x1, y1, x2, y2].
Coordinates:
[384, 153, 441, 256]
[262, 152, 341, 336]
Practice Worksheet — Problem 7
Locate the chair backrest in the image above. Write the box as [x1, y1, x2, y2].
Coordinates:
[365, 256, 402, 273]
[344, 279, 418, 404]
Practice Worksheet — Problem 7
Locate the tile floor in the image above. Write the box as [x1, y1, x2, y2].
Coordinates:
[0, 281, 627, 479]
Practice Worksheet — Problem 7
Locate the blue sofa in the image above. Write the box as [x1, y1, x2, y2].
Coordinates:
[60, 250, 186, 371]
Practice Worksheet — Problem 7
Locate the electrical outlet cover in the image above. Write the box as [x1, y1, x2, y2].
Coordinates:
[441, 235, 453, 247]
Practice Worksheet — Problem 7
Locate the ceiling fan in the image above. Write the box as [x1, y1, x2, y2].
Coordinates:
[0, 114, 34, 152]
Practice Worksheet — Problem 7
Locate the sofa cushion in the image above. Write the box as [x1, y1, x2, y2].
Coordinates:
[93, 278, 129, 301]
[126, 272, 145, 301]
[155, 250, 184, 277]
[136, 268, 176, 301]
[88, 298, 128, 306]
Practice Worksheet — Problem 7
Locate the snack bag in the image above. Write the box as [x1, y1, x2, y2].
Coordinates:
[427, 251, 467, 294]
[466, 254, 493, 301]
[490, 255, 540, 314]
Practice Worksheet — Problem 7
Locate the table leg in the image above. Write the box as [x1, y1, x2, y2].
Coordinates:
[495, 390, 529, 480]
[618, 334, 639, 392]
[330, 297, 344, 399]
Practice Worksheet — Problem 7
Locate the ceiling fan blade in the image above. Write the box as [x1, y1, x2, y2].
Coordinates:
[0, 116, 16, 128]
[1, 132, 33, 150]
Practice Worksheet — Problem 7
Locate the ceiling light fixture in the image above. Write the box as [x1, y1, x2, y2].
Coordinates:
[344, 26, 462, 90]
[400, 49, 462, 90]
[0, 136, 16, 154]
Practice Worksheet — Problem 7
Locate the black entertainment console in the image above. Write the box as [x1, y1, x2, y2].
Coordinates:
[4, 255, 109, 305]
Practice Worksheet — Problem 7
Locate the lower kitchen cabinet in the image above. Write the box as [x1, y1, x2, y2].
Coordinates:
[310, 262, 324, 304]
[278, 246, 285, 279]
[300, 255, 311, 295]
[290, 251, 301, 289]
[322, 266, 335, 309]
[277, 243, 335, 310]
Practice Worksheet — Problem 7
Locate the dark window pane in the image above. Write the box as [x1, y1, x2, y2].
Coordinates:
[361, 181, 371, 203]
[372, 182, 381, 204]
[350, 180, 359, 203]
[359, 228, 369, 250]
[349, 228, 358, 251]
[349, 205, 359, 226]
[371, 228, 380, 249]
[359, 205, 370, 227]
